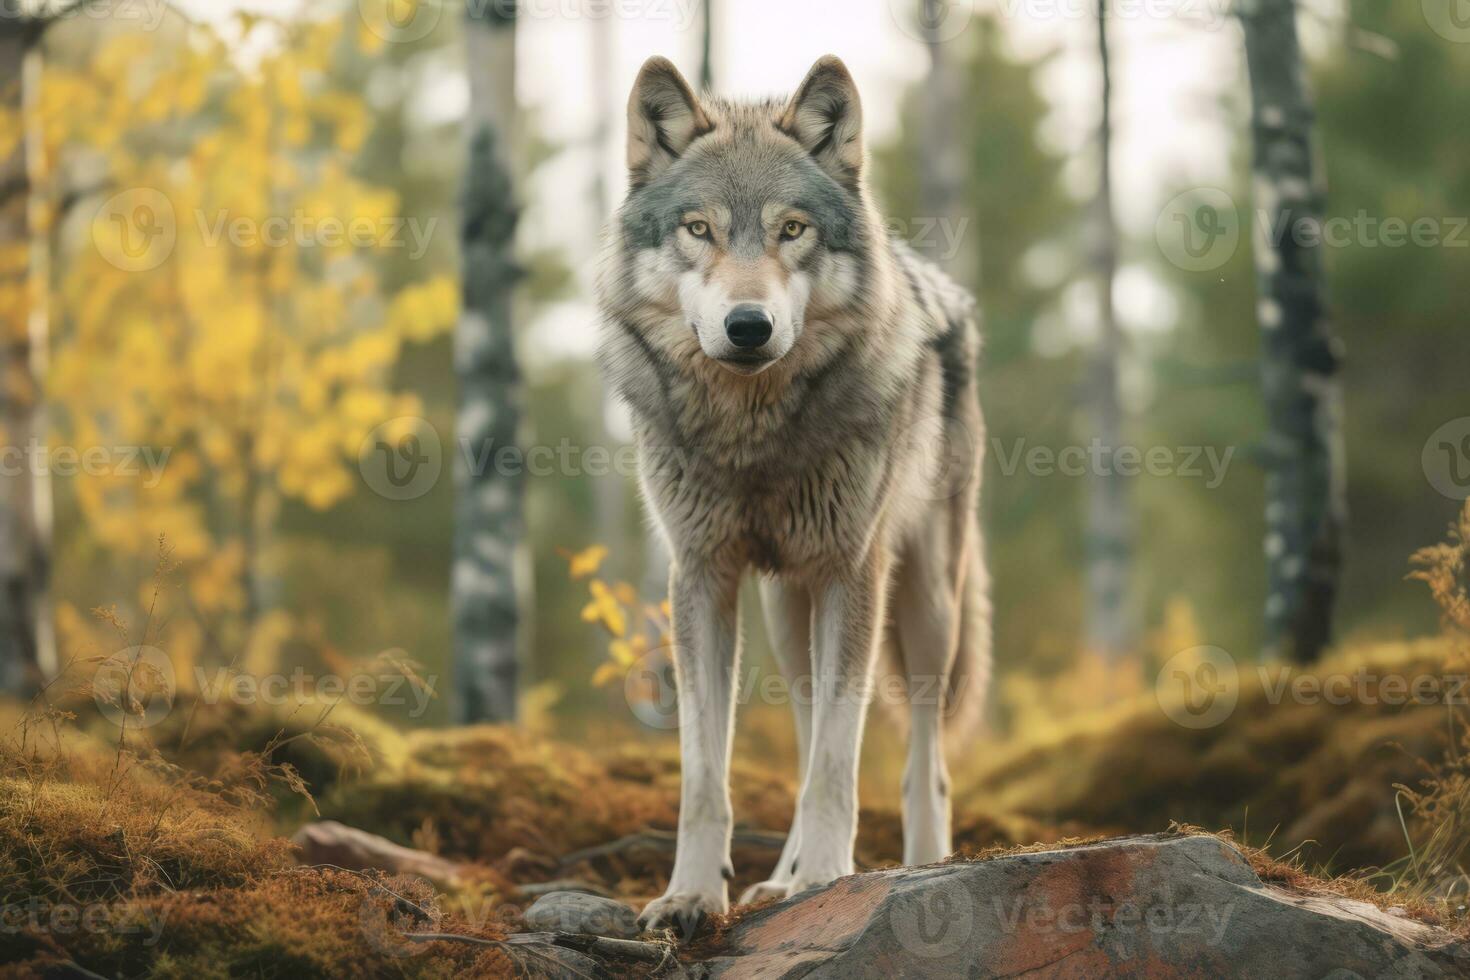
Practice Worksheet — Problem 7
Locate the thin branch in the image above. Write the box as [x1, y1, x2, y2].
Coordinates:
[556, 829, 786, 870]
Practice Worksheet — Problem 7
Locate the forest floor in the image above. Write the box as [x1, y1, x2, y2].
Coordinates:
[3, 632, 1468, 977]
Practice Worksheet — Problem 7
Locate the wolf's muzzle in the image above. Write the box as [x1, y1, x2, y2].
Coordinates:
[724, 304, 774, 350]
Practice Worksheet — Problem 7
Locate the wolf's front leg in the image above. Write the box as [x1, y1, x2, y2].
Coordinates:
[739, 579, 812, 905]
[638, 563, 740, 936]
[789, 552, 889, 894]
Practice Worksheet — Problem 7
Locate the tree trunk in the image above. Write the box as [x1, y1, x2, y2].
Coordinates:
[1083, 0, 1132, 661]
[917, 0, 974, 280]
[699, 0, 716, 92]
[453, 4, 522, 723]
[1241, 0, 1345, 663]
[0, 25, 53, 697]
[590, 13, 629, 629]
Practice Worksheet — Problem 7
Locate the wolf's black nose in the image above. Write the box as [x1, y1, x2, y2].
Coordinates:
[725, 304, 773, 349]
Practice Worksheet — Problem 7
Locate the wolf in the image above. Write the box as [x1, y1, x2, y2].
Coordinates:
[596, 54, 992, 934]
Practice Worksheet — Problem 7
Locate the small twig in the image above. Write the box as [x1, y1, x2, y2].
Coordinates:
[557, 829, 785, 869]
[405, 931, 502, 947]
[516, 878, 617, 900]
[422, 930, 686, 977]
[286, 863, 438, 922]
[543, 933, 677, 966]
[1396, 790, 1422, 883]
[44, 961, 111, 980]
[409, 933, 607, 979]
[410, 933, 603, 979]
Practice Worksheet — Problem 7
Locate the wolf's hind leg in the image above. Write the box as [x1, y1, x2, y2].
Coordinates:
[894, 530, 959, 867]
[739, 578, 812, 905]
[788, 553, 889, 894]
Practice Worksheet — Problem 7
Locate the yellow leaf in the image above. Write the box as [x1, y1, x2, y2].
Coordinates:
[560, 545, 608, 580]
[609, 640, 637, 668]
[521, 681, 564, 736]
[591, 662, 623, 688]
[581, 581, 627, 638]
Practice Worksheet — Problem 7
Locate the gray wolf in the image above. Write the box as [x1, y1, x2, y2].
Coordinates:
[596, 54, 992, 934]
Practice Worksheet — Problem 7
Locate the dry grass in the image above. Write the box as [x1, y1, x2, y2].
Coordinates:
[6, 507, 1470, 972]
[951, 636, 1461, 874]
[1389, 500, 1470, 907]
[0, 709, 522, 977]
[2, 662, 1465, 975]
[1226, 831, 1469, 940]
[321, 723, 1041, 905]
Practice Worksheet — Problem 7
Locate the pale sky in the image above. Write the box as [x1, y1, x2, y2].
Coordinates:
[180, 0, 1272, 370]
[516, 0, 1244, 367]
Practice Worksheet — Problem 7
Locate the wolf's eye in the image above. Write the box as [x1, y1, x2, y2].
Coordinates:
[781, 220, 807, 241]
[685, 220, 711, 240]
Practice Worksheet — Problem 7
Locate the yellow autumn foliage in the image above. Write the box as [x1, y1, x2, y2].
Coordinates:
[35, 14, 459, 651]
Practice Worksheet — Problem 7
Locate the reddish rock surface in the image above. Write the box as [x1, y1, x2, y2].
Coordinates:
[692, 835, 1469, 979]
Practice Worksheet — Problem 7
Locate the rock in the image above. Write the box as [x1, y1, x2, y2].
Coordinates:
[517, 878, 619, 900]
[524, 891, 642, 940]
[697, 834, 1470, 978]
[291, 820, 465, 887]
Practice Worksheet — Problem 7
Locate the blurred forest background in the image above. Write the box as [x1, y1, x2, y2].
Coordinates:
[2, 2, 1470, 973]
[3, 0, 1464, 722]
[0, 0, 1467, 858]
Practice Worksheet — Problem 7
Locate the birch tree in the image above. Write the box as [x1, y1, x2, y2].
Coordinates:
[698, 0, 715, 92]
[916, 0, 973, 278]
[1241, 0, 1345, 662]
[1084, 0, 1132, 660]
[0, 14, 54, 696]
[454, 3, 523, 722]
[590, 13, 630, 634]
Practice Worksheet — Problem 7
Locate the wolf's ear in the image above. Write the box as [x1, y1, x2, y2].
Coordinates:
[626, 57, 711, 188]
[779, 55, 864, 189]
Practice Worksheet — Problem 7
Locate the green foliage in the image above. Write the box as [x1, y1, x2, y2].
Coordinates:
[1313, 0, 1470, 636]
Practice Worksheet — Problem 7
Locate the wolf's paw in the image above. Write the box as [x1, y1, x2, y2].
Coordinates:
[638, 890, 726, 939]
[738, 879, 792, 905]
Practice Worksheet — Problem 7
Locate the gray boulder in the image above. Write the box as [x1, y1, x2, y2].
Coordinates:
[694, 834, 1469, 978]
[524, 890, 641, 940]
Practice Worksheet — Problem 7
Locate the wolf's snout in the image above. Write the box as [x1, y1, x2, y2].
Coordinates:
[724, 304, 773, 349]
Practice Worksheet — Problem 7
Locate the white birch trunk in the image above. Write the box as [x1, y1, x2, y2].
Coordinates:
[0, 27, 53, 695]
[1083, 0, 1132, 661]
[453, 5, 523, 722]
[1241, 0, 1345, 662]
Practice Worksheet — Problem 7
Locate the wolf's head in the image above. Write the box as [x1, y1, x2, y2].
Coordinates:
[607, 55, 876, 378]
